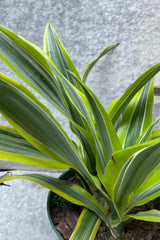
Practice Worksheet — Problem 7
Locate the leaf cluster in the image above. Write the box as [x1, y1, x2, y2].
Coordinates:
[1, 23, 160, 239]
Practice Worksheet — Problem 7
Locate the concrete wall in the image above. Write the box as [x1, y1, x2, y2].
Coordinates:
[1, 0, 160, 169]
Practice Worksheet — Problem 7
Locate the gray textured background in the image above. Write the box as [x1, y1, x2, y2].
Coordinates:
[1, 0, 160, 239]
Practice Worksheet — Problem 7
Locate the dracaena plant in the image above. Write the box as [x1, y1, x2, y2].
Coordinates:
[1, 23, 160, 239]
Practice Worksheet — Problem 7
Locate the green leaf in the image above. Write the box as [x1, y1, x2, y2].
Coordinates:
[0, 173, 110, 225]
[43, 22, 98, 173]
[136, 118, 160, 144]
[0, 126, 69, 169]
[103, 138, 160, 199]
[0, 74, 96, 184]
[108, 63, 160, 124]
[151, 130, 160, 140]
[117, 79, 154, 147]
[0, 24, 99, 175]
[81, 43, 119, 83]
[127, 210, 160, 222]
[44, 22, 81, 86]
[70, 208, 101, 240]
[114, 142, 160, 212]
[76, 79, 122, 179]
[50, 62, 101, 172]
[0, 21, 98, 178]
[154, 85, 160, 96]
[0, 24, 68, 115]
[128, 168, 160, 208]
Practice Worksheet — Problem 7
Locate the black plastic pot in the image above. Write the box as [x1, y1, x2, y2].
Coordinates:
[47, 169, 75, 240]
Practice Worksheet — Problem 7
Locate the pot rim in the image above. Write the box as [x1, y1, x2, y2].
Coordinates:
[47, 169, 76, 240]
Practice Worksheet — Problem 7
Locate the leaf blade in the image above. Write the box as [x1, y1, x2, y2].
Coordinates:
[44, 22, 81, 86]
[0, 74, 96, 181]
[0, 24, 68, 114]
[70, 208, 101, 240]
[114, 142, 160, 212]
[108, 63, 160, 124]
[0, 126, 69, 169]
[0, 173, 109, 225]
[127, 210, 160, 222]
[81, 43, 119, 83]
[117, 79, 154, 147]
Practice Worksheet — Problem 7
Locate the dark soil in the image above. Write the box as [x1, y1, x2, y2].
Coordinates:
[49, 177, 160, 240]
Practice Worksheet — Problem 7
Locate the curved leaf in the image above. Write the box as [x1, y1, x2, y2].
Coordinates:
[81, 43, 119, 83]
[127, 210, 160, 222]
[0, 173, 109, 225]
[136, 118, 160, 144]
[151, 130, 160, 140]
[114, 142, 160, 212]
[0, 126, 69, 169]
[74, 78, 122, 179]
[0, 74, 96, 184]
[103, 138, 160, 199]
[43, 23, 98, 173]
[128, 168, 160, 208]
[0, 24, 68, 115]
[108, 63, 160, 124]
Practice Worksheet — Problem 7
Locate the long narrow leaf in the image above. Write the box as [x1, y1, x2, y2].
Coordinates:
[108, 63, 160, 124]
[70, 208, 101, 240]
[0, 24, 68, 114]
[127, 210, 160, 222]
[48, 64, 105, 175]
[0, 173, 109, 225]
[0, 151, 69, 169]
[0, 126, 69, 169]
[43, 22, 97, 173]
[128, 168, 160, 209]
[44, 22, 81, 86]
[75, 78, 122, 179]
[103, 138, 160, 199]
[117, 79, 154, 147]
[114, 142, 160, 212]
[136, 118, 160, 144]
[81, 43, 119, 83]
[0, 74, 95, 183]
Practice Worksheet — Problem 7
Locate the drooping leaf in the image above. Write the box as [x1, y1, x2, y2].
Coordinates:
[0, 173, 109, 225]
[81, 43, 119, 83]
[0, 126, 69, 169]
[0, 74, 95, 184]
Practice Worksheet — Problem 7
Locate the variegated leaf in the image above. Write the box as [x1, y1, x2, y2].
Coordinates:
[117, 79, 154, 147]
[108, 64, 160, 124]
